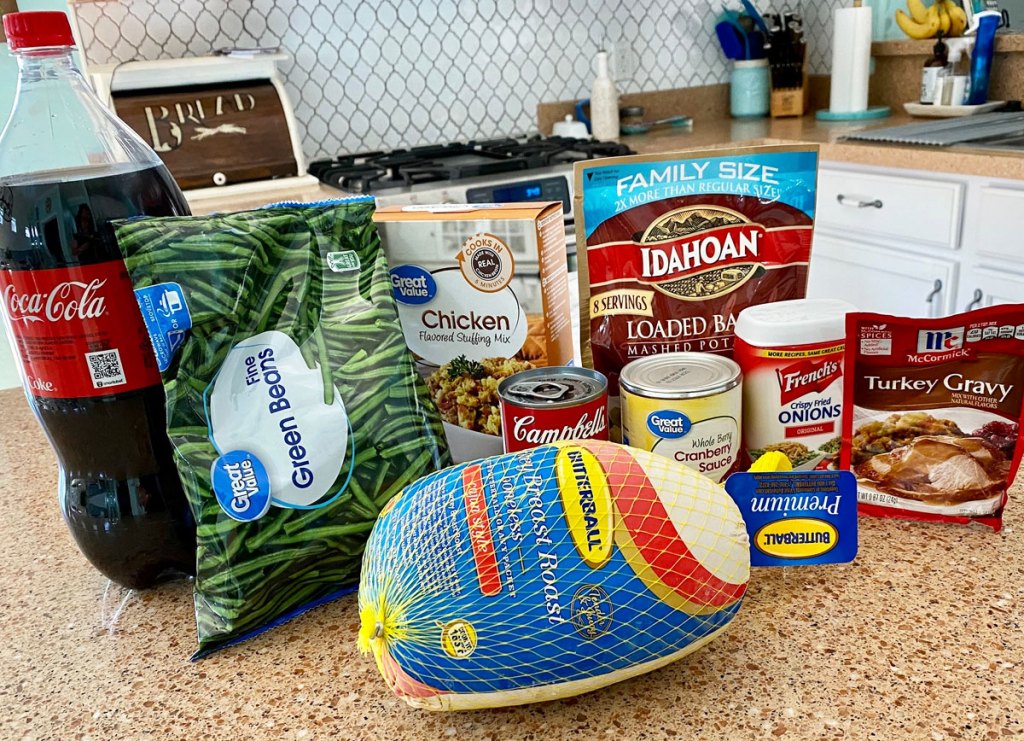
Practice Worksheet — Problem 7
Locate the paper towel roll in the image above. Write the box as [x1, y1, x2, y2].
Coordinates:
[830, 4, 873, 114]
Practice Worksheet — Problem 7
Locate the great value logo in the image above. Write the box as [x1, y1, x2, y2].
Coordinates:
[647, 410, 691, 439]
[2, 279, 108, 323]
[390, 265, 437, 305]
[211, 450, 272, 522]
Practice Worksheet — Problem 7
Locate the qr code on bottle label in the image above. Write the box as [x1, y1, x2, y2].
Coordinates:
[85, 349, 126, 388]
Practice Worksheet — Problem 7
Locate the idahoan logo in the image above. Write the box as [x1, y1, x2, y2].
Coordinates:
[636, 205, 765, 301]
[556, 446, 613, 569]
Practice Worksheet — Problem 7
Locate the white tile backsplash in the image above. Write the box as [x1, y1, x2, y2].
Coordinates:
[72, 0, 839, 160]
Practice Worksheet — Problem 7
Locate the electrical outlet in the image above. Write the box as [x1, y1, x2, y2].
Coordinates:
[612, 38, 636, 82]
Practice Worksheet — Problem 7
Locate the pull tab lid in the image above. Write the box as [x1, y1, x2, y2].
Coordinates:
[508, 380, 571, 402]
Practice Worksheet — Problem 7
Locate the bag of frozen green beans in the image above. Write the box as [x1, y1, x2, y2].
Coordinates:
[115, 197, 451, 657]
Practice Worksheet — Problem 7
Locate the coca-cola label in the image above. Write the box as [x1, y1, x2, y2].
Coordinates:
[0, 261, 160, 398]
[500, 394, 609, 453]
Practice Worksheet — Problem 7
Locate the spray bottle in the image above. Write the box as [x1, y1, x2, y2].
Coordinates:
[963, 0, 1003, 105]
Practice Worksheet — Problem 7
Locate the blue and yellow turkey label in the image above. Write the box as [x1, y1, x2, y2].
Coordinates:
[357, 440, 751, 710]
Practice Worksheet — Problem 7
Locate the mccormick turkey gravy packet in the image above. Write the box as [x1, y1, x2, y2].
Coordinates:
[843, 305, 1024, 531]
[574, 145, 819, 436]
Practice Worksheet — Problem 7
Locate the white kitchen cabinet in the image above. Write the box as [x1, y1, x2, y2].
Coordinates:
[807, 234, 957, 316]
[970, 186, 1024, 268]
[817, 167, 964, 250]
[813, 162, 1024, 318]
[958, 268, 1024, 311]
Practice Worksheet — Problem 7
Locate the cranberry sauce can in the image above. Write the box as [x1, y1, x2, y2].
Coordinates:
[497, 367, 609, 453]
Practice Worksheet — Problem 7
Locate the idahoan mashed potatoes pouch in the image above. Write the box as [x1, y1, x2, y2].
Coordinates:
[574, 145, 819, 435]
[357, 439, 749, 710]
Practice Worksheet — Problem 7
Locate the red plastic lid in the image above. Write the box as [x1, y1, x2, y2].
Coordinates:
[3, 11, 75, 51]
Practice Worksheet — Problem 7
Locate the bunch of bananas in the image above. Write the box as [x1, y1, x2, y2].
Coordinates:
[896, 0, 968, 39]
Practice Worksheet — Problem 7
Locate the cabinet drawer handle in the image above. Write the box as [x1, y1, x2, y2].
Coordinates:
[926, 279, 943, 318]
[836, 194, 883, 209]
[966, 288, 983, 312]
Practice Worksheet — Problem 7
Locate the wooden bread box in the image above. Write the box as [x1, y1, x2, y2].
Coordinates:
[88, 54, 318, 197]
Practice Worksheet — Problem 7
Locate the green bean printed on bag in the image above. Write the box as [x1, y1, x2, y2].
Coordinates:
[115, 198, 451, 657]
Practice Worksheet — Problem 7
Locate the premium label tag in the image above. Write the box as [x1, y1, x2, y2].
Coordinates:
[725, 471, 858, 567]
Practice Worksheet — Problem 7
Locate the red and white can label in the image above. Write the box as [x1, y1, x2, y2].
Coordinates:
[0, 261, 160, 398]
[500, 394, 610, 453]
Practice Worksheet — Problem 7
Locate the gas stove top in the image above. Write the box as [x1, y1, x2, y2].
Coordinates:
[307, 136, 634, 193]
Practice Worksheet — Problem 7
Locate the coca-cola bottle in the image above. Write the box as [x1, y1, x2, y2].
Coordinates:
[0, 12, 195, 588]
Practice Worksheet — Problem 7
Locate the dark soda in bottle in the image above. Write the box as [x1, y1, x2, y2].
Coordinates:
[0, 12, 195, 588]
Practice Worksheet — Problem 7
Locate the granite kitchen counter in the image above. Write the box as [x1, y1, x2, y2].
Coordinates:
[1, 389, 1022, 739]
[618, 114, 1024, 180]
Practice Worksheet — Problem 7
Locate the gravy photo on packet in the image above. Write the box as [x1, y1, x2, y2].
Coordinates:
[843, 305, 1024, 531]
[574, 145, 819, 437]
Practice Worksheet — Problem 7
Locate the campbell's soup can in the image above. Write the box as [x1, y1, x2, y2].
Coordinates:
[619, 353, 742, 483]
[497, 367, 609, 452]
[734, 299, 854, 471]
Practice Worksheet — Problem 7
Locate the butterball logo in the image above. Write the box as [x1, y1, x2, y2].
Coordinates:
[389, 265, 436, 305]
[647, 410, 691, 439]
[555, 446, 613, 569]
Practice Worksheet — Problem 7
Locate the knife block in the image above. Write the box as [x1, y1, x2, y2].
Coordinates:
[769, 65, 808, 118]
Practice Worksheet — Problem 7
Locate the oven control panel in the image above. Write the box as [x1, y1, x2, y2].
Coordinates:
[465, 175, 571, 215]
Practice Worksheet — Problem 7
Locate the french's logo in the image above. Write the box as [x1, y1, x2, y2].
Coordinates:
[775, 357, 842, 405]
[556, 446, 613, 569]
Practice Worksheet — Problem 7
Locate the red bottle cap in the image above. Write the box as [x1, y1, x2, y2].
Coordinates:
[3, 11, 75, 52]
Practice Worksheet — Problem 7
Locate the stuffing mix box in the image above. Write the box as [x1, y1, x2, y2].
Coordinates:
[374, 203, 575, 462]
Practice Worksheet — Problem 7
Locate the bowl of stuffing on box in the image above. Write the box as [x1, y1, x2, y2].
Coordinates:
[426, 355, 535, 462]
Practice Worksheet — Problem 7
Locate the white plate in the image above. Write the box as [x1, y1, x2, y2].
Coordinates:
[792, 452, 827, 472]
[442, 421, 504, 463]
[903, 101, 1005, 118]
